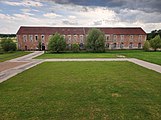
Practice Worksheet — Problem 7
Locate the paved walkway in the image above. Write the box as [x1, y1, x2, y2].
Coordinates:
[0, 51, 161, 83]
[0, 51, 44, 83]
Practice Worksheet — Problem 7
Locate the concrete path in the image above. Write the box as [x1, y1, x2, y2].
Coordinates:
[128, 58, 161, 74]
[1, 51, 161, 83]
[0, 51, 44, 83]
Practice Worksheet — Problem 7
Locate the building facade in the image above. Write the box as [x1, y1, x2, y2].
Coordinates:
[16, 26, 147, 50]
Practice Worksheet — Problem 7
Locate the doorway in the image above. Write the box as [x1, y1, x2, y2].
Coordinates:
[42, 43, 45, 51]
[25, 45, 27, 51]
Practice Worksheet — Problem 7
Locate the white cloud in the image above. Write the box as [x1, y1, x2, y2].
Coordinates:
[2, 0, 43, 7]
[68, 15, 76, 19]
[43, 13, 62, 18]
[0, 1, 161, 33]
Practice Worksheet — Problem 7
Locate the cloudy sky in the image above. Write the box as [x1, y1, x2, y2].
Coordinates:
[0, 0, 161, 34]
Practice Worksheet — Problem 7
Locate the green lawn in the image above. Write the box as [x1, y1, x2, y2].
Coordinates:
[0, 62, 161, 120]
[36, 52, 118, 59]
[0, 51, 31, 62]
[109, 50, 161, 65]
[36, 50, 161, 65]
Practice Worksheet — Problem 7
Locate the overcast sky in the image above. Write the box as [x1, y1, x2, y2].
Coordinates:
[0, 0, 161, 34]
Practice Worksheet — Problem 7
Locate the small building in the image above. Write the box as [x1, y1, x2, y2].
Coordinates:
[16, 26, 147, 50]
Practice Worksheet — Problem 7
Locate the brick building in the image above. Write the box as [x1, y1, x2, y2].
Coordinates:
[16, 26, 147, 50]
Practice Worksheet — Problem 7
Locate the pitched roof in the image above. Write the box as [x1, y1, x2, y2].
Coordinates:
[16, 26, 146, 35]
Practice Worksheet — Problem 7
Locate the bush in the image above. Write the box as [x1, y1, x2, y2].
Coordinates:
[72, 43, 79, 52]
[149, 35, 161, 51]
[0, 38, 16, 52]
[143, 40, 150, 51]
[48, 33, 66, 53]
[0, 44, 4, 54]
[86, 28, 105, 52]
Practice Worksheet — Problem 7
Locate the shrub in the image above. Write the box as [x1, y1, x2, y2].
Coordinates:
[143, 40, 151, 51]
[72, 43, 79, 52]
[0, 38, 16, 52]
[48, 33, 66, 53]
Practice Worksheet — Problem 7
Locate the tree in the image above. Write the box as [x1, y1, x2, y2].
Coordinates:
[143, 40, 150, 51]
[86, 28, 105, 52]
[37, 40, 42, 51]
[72, 43, 79, 52]
[0, 38, 16, 52]
[48, 33, 66, 53]
[147, 29, 161, 40]
[149, 35, 161, 51]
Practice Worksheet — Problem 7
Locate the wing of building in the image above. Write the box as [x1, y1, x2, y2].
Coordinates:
[16, 26, 147, 50]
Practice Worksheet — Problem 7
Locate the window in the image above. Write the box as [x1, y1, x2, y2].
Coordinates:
[68, 35, 71, 43]
[29, 35, 33, 42]
[80, 35, 84, 43]
[23, 35, 27, 42]
[113, 43, 117, 49]
[129, 42, 133, 49]
[105, 35, 110, 41]
[106, 43, 109, 48]
[138, 43, 142, 48]
[113, 35, 117, 41]
[74, 35, 77, 42]
[130, 35, 133, 41]
[120, 42, 124, 49]
[139, 35, 142, 41]
[41, 35, 45, 41]
[120, 35, 124, 42]
[79, 43, 84, 49]
[35, 35, 38, 41]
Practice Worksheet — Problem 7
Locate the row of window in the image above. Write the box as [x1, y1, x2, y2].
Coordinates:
[23, 35, 45, 42]
[106, 35, 143, 41]
[22, 34, 143, 43]
[106, 42, 142, 49]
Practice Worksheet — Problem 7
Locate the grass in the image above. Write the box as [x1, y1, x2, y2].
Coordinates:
[36, 52, 118, 59]
[36, 50, 161, 65]
[0, 51, 31, 62]
[0, 62, 161, 120]
[112, 50, 161, 65]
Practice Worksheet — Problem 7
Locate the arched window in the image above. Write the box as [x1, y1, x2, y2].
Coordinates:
[138, 43, 142, 48]
[129, 42, 133, 49]
[120, 42, 124, 49]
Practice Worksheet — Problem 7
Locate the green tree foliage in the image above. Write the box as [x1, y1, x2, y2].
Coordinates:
[48, 33, 66, 53]
[147, 29, 161, 40]
[0, 38, 16, 52]
[72, 43, 79, 52]
[86, 28, 105, 52]
[143, 40, 151, 51]
[37, 40, 42, 51]
[0, 44, 3, 53]
[149, 35, 161, 51]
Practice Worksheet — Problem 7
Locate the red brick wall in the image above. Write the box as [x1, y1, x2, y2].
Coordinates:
[17, 34, 146, 50]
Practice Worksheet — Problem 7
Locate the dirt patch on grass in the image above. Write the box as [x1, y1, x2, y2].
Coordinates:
[0, 62, 28, 72]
